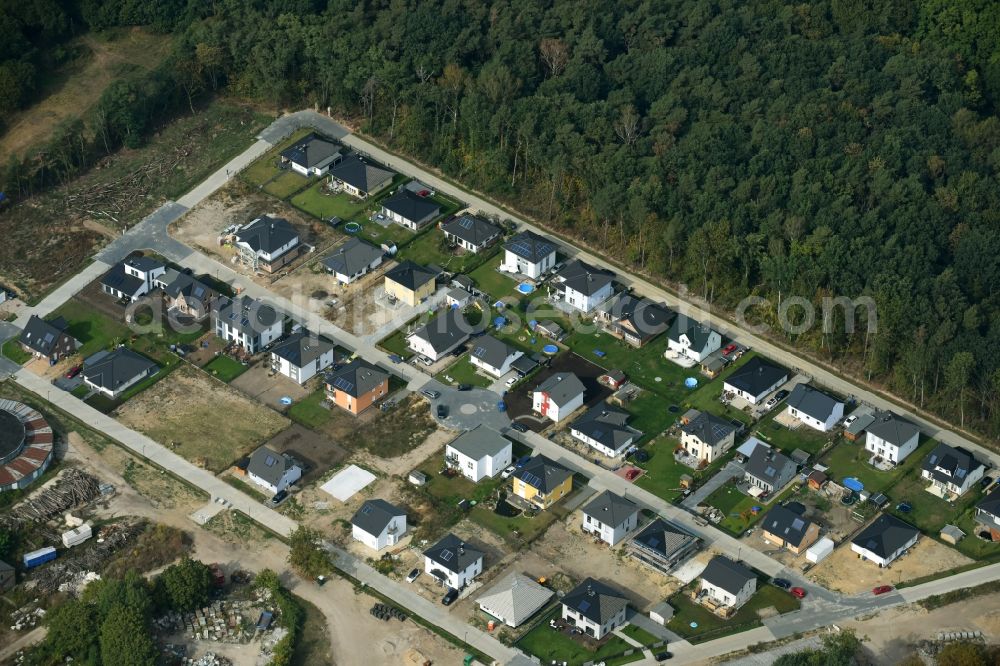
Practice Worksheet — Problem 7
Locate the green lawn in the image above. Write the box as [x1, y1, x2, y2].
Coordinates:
[378, 326, 413, 359]
[620, 391, 675, 439]
[467, 254, 518, 300]
[71, 384, 91, 398]
[291, 183, 369, 220]
[621, 623, 661, 646]
[50, 300, 131, 357]
[435, 356, 494, 388]
[885, 469, 985, 535]
[84, 356, 178, 413]
[632, 437, 692, 502]
[223, 474, 271, 502]
[240, 128, 313, 186]
[704, 480, 801, 534]
[1, 339, 31, 364]
[751, 414, 831, 456]
[398, 227, 496, 273]
[468, 504, 561, 545]
[516, 609, 643, 666]
[819, 437, 936, 494]
[287, 388, 333, 428]
[350, 218, 419, 249]
[264, 170, 313, 198]
[952, 507, 1000, 560]
[203, 355, 249, 382]
[666, 584, 800, 643]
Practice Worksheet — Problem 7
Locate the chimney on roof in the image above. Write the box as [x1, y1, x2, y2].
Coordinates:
[587, 584, 594, 596]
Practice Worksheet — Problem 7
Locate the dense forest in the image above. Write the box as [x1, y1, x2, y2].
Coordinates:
[4, 0, 1000, 440]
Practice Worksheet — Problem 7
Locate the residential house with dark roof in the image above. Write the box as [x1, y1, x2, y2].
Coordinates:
[423, 533, 484, 589]
[445, 426, 512, 483]
[100, 257, 166, 302]
[499, 230, 558, 278]
[745, 446, 797, 495]
[784, 383, 844, 432]
[561, 578, 629, 640]
[19, 315, 78, 361]
[580, 490, 638, 546]
[381, 189, 441, 230]
[246, 446, 301, 495]
[864, 411, 920, 465]
[351, 499, 406, 551]
[532, 372, 585, 423]
[407, 307, 473, 362]
[233, 215, 301, 273]
[700, 556, 757, 610]
[511, 455, 573, 509]
[761, 502, 820, 554]
[974, 487, 1000, 542]
[570, 404, 641, 458]
[666, 315, 722, 363]
[154, 270, 218, 321]
[680, 411, 737, 463]
[280, 132, 342, 176]
[550, 259, 615, 313]
[442, 213, 502, 254]
[270, 329, 335, 384]
[627, 518, 701, 574]
[920, 443, 986, 498]
[598, 294, 674, 347]
[477, 574, 553, 628]
[469, 335, 523, 378]
[328, 154, 395, 198]
[82, 348, 158, 399]
[325, 358, 389, 415]
[384, 260, 436, 306]
[321, 238, 384, 284]
[723, 357, 789, 405]
[850, 514, 919, 567]
[212, 295, 283, 353]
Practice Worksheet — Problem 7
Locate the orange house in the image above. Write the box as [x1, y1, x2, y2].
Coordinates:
[325, 358, 389, 415]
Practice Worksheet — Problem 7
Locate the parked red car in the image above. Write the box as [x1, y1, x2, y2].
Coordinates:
[872, 585, 893, 595]
[790, 587, 807, 599]
[64, 365, 82, 379]
[722, 343, 738, 356]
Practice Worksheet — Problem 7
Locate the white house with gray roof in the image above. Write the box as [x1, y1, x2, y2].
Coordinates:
[469, 335, 523, 378]
[233, 215, 300, 272]
[666, 315, 722, 362]
[920, 443, 985, 497]
[270, 329, 336, 384]
[381, 189, 441, 230]
[745, 446, 796, 495]
[442, 213, 502, 253]
[700, 556, 757, 610]
[445, 426, 512, 483]
[723, 357, 788, 404]
[864, 411, 920, 465]
[561, 578, 629, 640]
[100, 257, 166, 302]
[580, 490, 639, 546]
[407, 308, 473, 362]
[328, 154, 395, 198]
[321, 238, 384, 284]
[784, 383, 844, 432]
[550, 259, 615, 312]
[82, 348, 158, 399]
[500, 230, 558, 278]
[477, 573, 553, 628]
[246, 446, 301, 495]
[280, 132, 342, 176]
[424, 533, 484, 589]
[351, 499, 406, 551]
[212, 295, 283, 354]
[680, 411, 737, 463]
[851, 514, 919, 567]
[532, 372, 586, 423]
[570, 404, 641, 458]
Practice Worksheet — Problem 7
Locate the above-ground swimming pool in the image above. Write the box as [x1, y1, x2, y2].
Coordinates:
[344, 222, 362, 233]
[843, 477, 864, 493]
[517, 282, 535, 294]
[684, 377, 698, 388]
[542, 344, 559, 355]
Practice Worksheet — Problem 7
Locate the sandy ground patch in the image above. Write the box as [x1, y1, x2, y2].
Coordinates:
[230, 361, 312, 409]
[808, 537, 974, 594]
[351, 427, 452, 478]
[114, 364, 290, 473]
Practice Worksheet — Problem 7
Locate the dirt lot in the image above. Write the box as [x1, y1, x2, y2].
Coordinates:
[230, 361, 313, 408]
[808, 537, 974, 594]
[504, 352, 613, 432]
[115, 364, 290, 473]
[263, 423, 348, 485]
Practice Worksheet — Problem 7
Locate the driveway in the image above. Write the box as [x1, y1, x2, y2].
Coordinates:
[425, 383, 511, 432]
[682, 461, 745, 509]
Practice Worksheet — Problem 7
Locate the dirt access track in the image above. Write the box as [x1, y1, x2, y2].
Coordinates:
[115, 364, 290, 473]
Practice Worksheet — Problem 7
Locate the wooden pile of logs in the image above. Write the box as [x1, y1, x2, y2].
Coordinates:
[0, 468, 101, 531]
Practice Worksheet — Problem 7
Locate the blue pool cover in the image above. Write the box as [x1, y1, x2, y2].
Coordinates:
[843, 477, 864, 492]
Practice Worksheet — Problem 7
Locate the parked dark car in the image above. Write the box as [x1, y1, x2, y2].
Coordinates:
[442, 588, 459, 605]
[775, 389, 790, 400]
[437, 405, 448, 418]
[457, 384, 472, 391]
[772, 578, 791, 590]
[655, 652, 673, 661]
[510, 422, 527, 433]
[270, 490, 288, 505]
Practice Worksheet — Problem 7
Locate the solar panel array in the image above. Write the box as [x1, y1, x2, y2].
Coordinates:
[520, 471, 541, 488]
[578, 600, 591, 613]
[441, 549, 454, 562]
[332, 377, 355, 392]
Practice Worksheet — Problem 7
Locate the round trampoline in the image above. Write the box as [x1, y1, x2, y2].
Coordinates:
[494, 316, 507, 328]
[684, 377, 698, 389]
[344, 222, 362, 234]
[542, 344, 559, 355]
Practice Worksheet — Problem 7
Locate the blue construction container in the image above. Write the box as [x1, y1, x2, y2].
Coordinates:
[23, 547, 57, 569]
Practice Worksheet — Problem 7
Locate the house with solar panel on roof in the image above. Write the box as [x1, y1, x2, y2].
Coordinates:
[532, 372, 585, 423]
[351, 499, 406, 551]
[570, 403, 642, 458]
[100, 257, 166, 302]
[549, 259, 615, 313]
[680, 410, 737, 463]
[850, 513, 919, 567]
[744, 446, 796, 496]
[18, 315, 79, 362]
[423, 533, 484, 589]
[469, 335, 523, 378]
[325, 358, 389, 415]
[760, 502, 820, 554]
[783, 383, 844, 432]
[920, 442, 986, 498]
[279, 132, 342, 176]
[864, 411, 920, 465]
[328, 154, 395, 199]
[560, 578, 629, 640]
[246, 445, 302, 495]
[321, 238, 384, 284]
[511, 455, 573, 510]
[232, 215, 301, 273]
[499, 230, 558, 279]
[598, 294, 674, 348]
[381, 189, 441, 230]
[627, 518, 701, 574]
[269, 328, 336, 384]
[580, 490, 639, 546]
[212, 295, 283, 354]
[441, 213, 502, 254]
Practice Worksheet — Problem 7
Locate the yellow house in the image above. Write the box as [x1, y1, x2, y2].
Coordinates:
[760, 502, 821, 555]
[511, 455, 573, 509]
[384, 260, 436, 307]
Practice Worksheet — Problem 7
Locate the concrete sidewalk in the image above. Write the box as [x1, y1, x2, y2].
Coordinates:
[14, 260, 111, 328]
